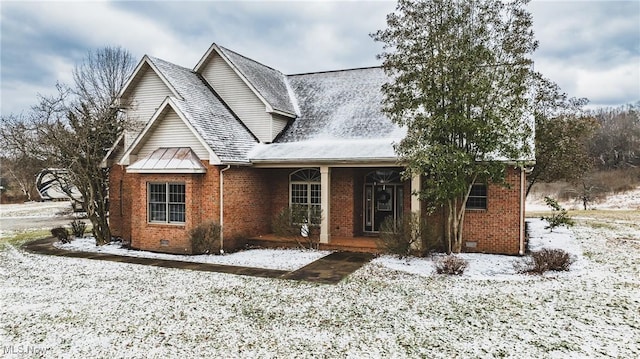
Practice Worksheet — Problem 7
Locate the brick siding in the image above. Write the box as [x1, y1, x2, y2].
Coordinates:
[462, 167, 523, 255]
[109, 164, 523, 255]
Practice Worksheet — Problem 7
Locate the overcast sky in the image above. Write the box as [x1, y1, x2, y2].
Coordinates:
[1, 0, 638, 117]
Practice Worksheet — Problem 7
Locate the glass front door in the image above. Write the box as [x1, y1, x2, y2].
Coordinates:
[364, 169, 404, 232]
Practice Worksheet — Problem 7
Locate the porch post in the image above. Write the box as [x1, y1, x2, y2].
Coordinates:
[320, 166, 331, 244]
[411, 174, 422, 215]
[411, 173, 422, 251]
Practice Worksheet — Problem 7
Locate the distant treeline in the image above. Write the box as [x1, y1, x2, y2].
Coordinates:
[586, 102, 640, 170]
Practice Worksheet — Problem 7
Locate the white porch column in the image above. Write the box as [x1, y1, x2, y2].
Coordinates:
[411, 174, 422, 215]
[320, 166, 331, 244]
[411, 174, 422, 251]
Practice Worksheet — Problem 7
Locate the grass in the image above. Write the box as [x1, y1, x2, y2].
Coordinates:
[582, 221, 616, 230]
[0, 229, 51, 250]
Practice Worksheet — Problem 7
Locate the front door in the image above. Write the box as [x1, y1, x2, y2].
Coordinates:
[364, 170, 404, 233]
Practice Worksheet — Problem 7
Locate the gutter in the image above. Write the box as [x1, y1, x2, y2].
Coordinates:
[219, 165, 231, 254]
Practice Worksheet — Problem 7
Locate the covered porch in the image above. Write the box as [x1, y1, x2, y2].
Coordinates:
[239, 164, 424, 253]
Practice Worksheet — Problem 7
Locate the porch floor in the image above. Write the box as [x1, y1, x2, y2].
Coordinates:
[247, 234, 381, 254]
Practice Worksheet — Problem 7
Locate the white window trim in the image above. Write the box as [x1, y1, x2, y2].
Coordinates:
[289, 169, 321, 224]
[147, 182, 186, 224]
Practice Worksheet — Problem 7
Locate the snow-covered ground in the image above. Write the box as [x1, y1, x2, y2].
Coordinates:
[53, 219, 580, 281]
[527, 186, 640, 211]
[54, 237, 331, 271]
[1, 211, 638, 357]
[374, 219, 586, 281]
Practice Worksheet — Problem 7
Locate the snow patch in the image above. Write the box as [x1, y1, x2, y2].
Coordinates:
[373, 218, 587, 280]
[54, 237, 331, 271]
[527, 186, 640, 211]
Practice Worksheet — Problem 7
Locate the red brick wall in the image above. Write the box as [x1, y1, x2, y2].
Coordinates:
[419, 167, 524, 255]
[462, 167, 523, 255]
[108, 165, 131, 240]
[264, 169, 289, 223]
[109, 164, 523, 255]
[222, 167, 272, 239]
[109, 165, 288, 253]
[108, 162, 220, 254]
[330, 168, 355, 238]
[130, 172, 210, 254]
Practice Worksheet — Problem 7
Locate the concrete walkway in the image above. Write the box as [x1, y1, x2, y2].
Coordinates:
[21, 238, 375, 284]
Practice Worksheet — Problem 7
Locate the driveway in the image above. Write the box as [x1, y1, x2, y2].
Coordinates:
[0, 201, 88, 235]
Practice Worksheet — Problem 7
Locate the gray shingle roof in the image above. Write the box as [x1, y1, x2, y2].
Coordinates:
[218, 46, 297, 116]
[281, 67, 403, 142]
[248, 67, 405, 163]
[148, 57, 257, 163]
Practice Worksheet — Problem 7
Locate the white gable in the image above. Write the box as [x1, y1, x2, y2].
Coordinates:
[121, 65, 175, 148]
[199, 51, 276, 143]
[135, 107, 210, 161]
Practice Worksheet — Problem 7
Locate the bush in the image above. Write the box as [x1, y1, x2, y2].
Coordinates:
[378, 214, 419, 257]
[541, 196, 575, 231]
[516, 248, 575, 274]
[271, 207, 300, 238]
[70, 220, 86, 238]
[51, 227, 70, 243]
[377, 213, 443, 257]
[434, 255, 468, 275]
[190, 221, 222, 254]
[271, 206, 322, 249]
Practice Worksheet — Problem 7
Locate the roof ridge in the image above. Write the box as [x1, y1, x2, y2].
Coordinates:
[287, 66, 383, 77]
[218, 45, 284, 75]
[147, 56, 194, 73]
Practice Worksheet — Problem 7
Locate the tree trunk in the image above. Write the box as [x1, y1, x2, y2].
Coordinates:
[446, 200, 453, 254]
[78, 170, 111, 245]
[451, 198, 461, 253]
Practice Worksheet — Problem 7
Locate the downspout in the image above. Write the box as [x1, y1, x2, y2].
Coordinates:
[219, 165, 231, 254]
[519, 166, 526, 255]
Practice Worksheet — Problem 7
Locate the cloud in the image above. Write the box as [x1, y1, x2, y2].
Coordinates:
[576, 62, 640, 106]
[1, 0, 637, 116]
[530, 0, 640, 105]
[112, 0, 395, 73]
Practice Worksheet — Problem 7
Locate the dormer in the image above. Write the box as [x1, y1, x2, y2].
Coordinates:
[194, 43, 298, 143]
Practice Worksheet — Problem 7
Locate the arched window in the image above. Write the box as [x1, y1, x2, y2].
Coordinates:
[365, 169, 401, 184]
[290, 168, 321, 224]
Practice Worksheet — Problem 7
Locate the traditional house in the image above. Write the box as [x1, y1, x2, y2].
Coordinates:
[104, 43, 532, 255]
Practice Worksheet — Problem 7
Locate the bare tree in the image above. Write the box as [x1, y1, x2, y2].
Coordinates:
[0, 155, 45, 202]
[0, 114, 45, 201]
[588, 103, 640, 169]
[73, 46, 135, 114]
[0, 47, 135, 245]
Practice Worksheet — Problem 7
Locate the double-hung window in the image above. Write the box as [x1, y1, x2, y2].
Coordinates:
[466, 183, 487, 210]
[148, 182, 186, 223]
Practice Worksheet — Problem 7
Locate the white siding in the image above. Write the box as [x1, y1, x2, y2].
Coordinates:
[136, 109, 209, 160]
[122, 66, 174, 148]
[271, 114, 291, 140]
[200, 53, 273, 143]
